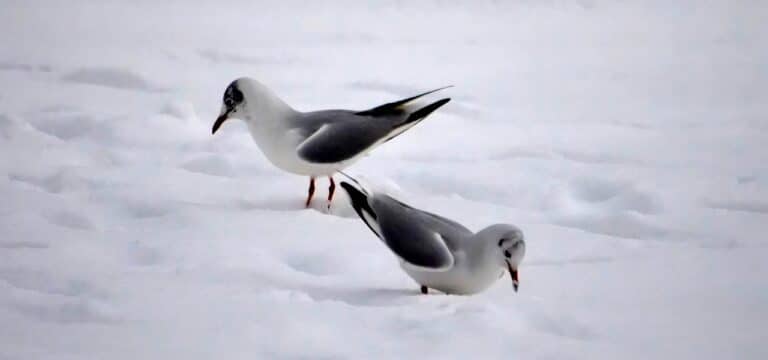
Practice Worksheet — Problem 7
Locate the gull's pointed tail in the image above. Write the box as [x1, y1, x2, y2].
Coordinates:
[379, 97, 450, 144]
[337, 171, 372, 198]
[405, 98, 451, 124]
[353, 85, 452, 144]
[355, 85, 453, 117]
[339, 175, 379, 234]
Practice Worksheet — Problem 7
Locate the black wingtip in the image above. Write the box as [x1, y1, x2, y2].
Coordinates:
[339, 181, 357, 194]
[339, 182, 366, 205]
[356, 85, 453, 117]
[340, 182, 377, 222]
[337, 172, 370, 195]
[406, 97, 451, 123]
[394, 85, 453, 106]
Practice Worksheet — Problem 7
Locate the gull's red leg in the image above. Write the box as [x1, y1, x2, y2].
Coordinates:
[327, 176, 336, 209]
[305, 176, 316, 208]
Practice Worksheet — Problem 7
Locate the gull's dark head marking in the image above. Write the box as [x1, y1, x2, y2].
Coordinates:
[491, 225, 525, 292]
[223, 82, 244, 109]
[213, 80, 245, 135]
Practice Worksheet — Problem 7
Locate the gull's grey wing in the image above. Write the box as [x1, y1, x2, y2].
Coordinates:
[295, 94, 450, 164]
[371, 194, 473, 270]
[341, 181, 468, 270]
[294, 110, 395, 164]
[384, 196, 473, 239]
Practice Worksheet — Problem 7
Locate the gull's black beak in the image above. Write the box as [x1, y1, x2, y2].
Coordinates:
[212, 109, 230, 135]
[506, 260, 519, 292]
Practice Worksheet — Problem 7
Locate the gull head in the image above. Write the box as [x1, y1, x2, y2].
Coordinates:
[212, 77, 292, 135]
[479, 224, 526, 292]
[212, 79, 246, 134]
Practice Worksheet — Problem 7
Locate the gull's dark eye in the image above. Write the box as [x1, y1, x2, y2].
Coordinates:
[498, 238, 507, 247]
[223, 84, 244, 108]
[504, 250, 511, 258]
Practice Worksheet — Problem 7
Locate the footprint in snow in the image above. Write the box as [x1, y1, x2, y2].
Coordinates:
[705, 200, 768, 215]
[0, 241, 49, 249]
[553, 178, 667, 240]
[43, 210, 94, 230]
[60, 67, 165, 92]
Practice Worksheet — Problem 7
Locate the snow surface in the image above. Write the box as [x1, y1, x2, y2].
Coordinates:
[1, 0, 767, 359]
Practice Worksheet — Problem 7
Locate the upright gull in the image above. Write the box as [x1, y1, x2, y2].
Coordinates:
[212, 77, 451, 208]
[339, 177, 526, 295]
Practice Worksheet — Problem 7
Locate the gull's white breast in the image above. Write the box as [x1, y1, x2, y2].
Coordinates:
[400, 250, 504, 295]
[245, 121, 356, 176]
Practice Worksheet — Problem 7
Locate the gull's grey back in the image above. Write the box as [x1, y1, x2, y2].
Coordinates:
[292, 110, 398, 138]
[371, 194, 474, 251]
[292, 110, 405, 164]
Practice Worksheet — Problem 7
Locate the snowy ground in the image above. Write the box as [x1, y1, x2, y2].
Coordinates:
[1, 0, 767, 359]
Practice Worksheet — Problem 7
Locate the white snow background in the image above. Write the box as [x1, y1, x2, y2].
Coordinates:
[1, 0, 767, 359]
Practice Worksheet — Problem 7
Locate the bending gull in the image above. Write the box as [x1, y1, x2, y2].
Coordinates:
[339, 177, 526, 295]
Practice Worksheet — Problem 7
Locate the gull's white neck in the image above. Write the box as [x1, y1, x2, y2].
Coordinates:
[239, 82, 296, 130]
[236, 80, 314, 173]
[467, 234, 506, 273]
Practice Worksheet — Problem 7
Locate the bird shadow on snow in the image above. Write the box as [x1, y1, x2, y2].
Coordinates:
[234, 197, 306, 212]
[301, 286, 420, 307]
[233, 195, 357, 218]
[224, 195, 357, 218]
[244, 271, 419, 307]
[232, 189, 358, 218]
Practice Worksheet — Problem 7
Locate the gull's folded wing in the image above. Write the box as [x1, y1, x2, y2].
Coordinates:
[297, 87, 451, 164]
[296, 114, 390, 164]
[341, 181, 454, 271]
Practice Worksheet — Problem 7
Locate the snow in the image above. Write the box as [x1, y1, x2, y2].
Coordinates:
[1, 0, 767, 359]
